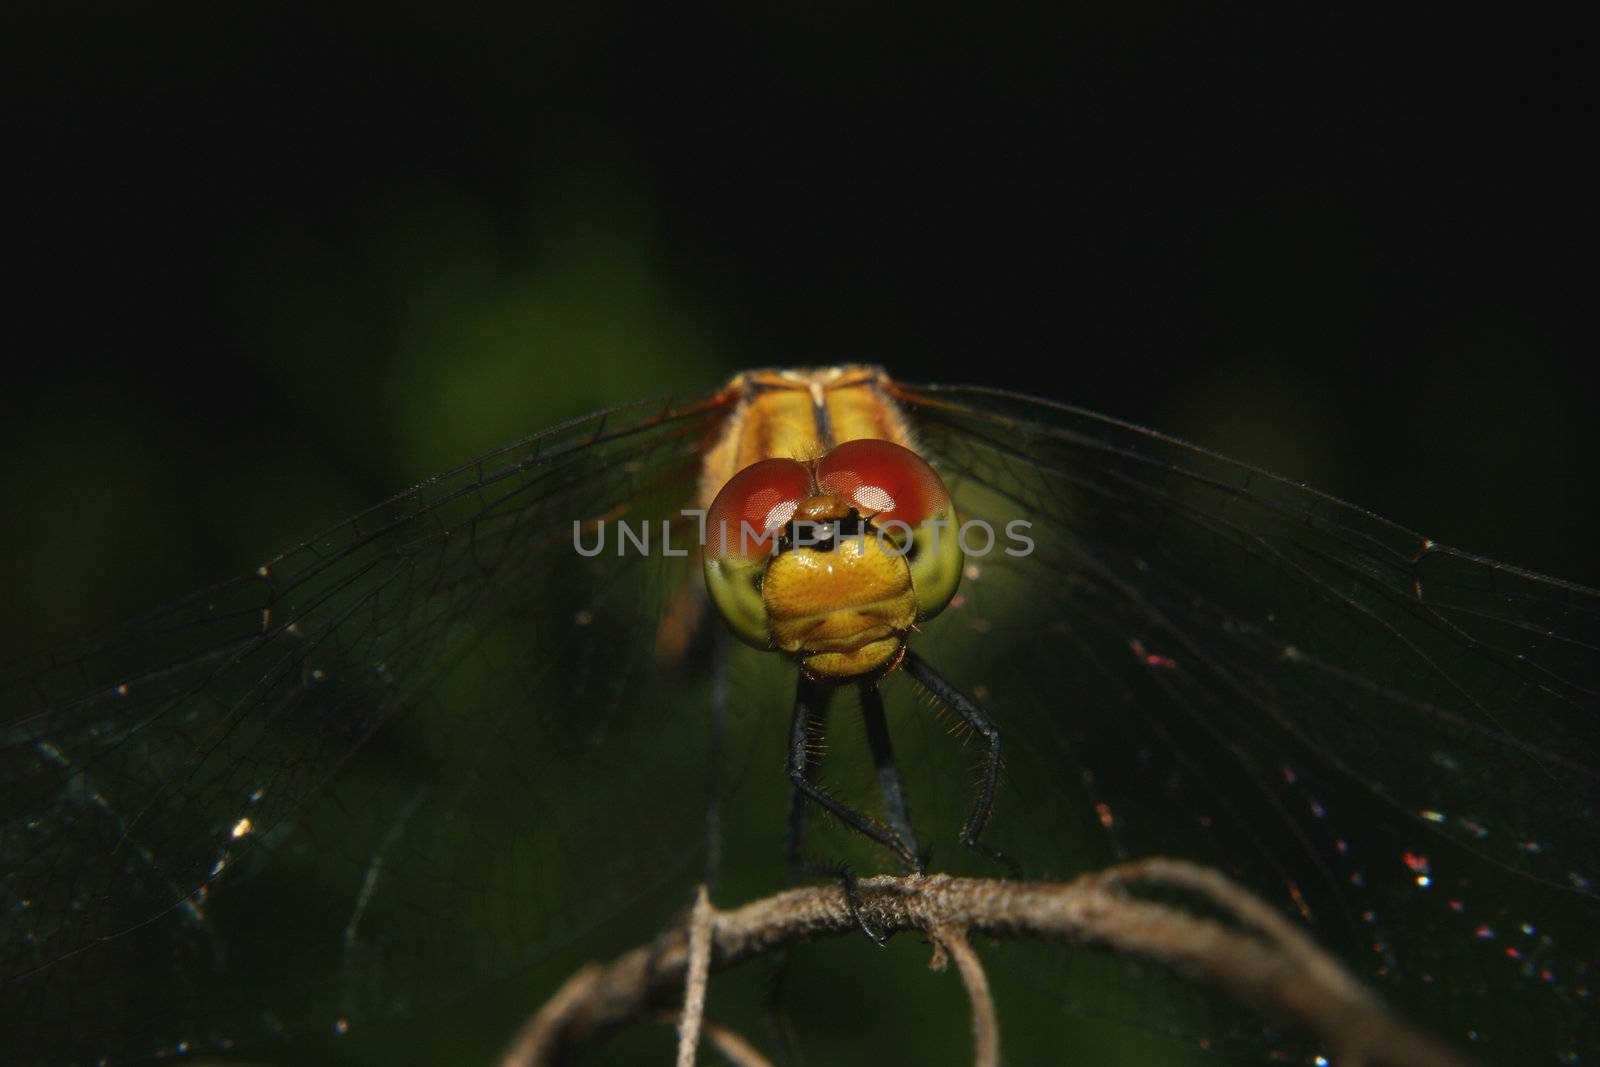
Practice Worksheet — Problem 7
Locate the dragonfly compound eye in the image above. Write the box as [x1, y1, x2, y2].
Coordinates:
[703, 457, 814, 648]
[817, 438, 963, 622]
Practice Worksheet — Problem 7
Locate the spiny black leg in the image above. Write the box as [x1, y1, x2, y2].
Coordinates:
[782, 678, 870, 921]
[859, 684, 923, 874]
[783, 675, 830, 876]
[786, 674, 918, 871]
[902, 650, 1021, 877]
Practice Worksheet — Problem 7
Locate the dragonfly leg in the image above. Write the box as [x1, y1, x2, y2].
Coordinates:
[783, 675, 914, 947]
[783, 674, 830, 875]
[783, 681, 865, 886]
[786, 674, 919, 872]
[902, 650, 1022, 878]
[859, 683, 925, 874]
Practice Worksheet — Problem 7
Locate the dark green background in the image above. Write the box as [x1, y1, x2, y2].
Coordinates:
[2, 6, 1592, 1065]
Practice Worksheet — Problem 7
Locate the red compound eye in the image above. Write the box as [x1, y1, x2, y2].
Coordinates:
[817, 439, 950, 528]
[705, 458, 814, 560]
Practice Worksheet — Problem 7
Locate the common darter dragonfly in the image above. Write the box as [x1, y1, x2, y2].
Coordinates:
[3, 366, 1595, 1065]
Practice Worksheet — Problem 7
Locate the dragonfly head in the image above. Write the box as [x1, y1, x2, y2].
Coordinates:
[702, 440, 963, 682]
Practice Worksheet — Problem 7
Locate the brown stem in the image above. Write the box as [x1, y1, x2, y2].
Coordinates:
[928, 924, 999, 1067]
[675, 885, 714, 1067]
[498, 862, 1476, 1067]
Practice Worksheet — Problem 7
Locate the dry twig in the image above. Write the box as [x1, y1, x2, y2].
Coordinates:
[687, 1018, 775, 1067]
[927, 924, 999, 1067]
[499, 859, 1476, 1067]
[676, 885, 714, 1067]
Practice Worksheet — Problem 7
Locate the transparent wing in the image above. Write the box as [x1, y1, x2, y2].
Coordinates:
[8, 378, 1596, 1067]
[894, 382, 1599, 1063]
[1, 389, 734, 1065]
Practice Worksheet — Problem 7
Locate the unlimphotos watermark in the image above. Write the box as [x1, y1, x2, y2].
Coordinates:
[572, 510, 1034, 558]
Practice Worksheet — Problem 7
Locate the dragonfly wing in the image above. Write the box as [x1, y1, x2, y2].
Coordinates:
[896, 382, 1599, 1061]
[1, 390, 733, 1064]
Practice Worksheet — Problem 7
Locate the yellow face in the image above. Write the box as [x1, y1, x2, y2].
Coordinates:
[702, 440, 963, 681]
[760, 495, 920, 678]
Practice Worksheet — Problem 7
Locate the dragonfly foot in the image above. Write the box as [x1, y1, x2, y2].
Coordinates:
[839, 866, 890, 945]
[790, 856, 890, 944]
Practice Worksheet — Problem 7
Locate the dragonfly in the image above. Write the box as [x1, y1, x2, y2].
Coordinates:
[691, 367, 1015, 884]
[2, 365, 1595, 1066]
